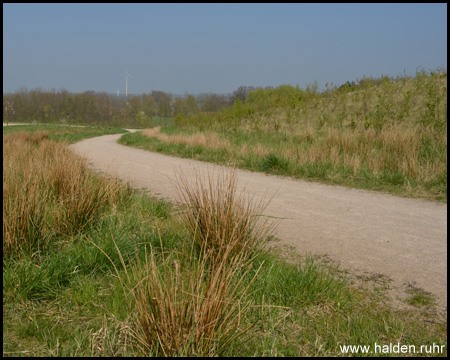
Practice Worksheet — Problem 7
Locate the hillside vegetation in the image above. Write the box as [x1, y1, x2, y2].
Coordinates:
[120, 68, 447, 201]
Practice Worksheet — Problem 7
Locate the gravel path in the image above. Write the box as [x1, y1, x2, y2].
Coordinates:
[68, 132, 447, 309]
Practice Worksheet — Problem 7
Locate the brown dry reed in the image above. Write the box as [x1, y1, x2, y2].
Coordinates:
[3, 131, 129, 257]
[142, 126, 232, 152]
[92, 168, 272, 356]
[173, 167, 274, 259]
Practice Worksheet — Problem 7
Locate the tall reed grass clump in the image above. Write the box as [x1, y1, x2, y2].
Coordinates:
[96, 169, 272, 356]
[174, 168, 273, 259]
[3, 131, 129, 257]
[100, 241, 262, 356]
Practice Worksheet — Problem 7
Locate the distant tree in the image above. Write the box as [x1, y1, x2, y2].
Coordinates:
[173, 94, 199, 116]
[338, 80, 357, 92]
[94, 92, 114, 124]
[200, 93, 231, 112]
[232, 86, 258, 103]
[126, 96, 141, 118]
[43, 104, 53, 122]
[185, 95, 199, 115]
[3, 99, 15, 124]
[172, 97, 185, 117]
[141, 93, 156, 117]
[150, 90, 172, 117]
[151, 90, 169, 104]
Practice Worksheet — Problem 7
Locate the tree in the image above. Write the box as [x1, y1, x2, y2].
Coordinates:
[232, 86, 258, 104]
[3, 100, 15, 124]
[185, 95, 199, 116]
[200, 93, 231, 112]
[141, 93, 156, 117]
[151, 91, 172, 117]
[124, 96, 141, 121]
[43, 104, 53, 122]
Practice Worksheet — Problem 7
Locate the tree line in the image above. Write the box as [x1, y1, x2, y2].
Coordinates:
[3, 85, 277, 127]
[3, 88, 172, 127]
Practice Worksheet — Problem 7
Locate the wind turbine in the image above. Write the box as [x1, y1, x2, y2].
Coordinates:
[124, 69, 134, 97]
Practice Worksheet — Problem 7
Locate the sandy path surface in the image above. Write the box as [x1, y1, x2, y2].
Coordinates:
[68, 132, 447, 309]
[3, 123, 31, 126]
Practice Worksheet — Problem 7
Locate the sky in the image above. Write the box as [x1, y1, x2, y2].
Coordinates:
[3, 3, 447, 95]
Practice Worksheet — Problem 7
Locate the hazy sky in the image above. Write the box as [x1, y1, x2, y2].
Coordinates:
[3, 3, 447, 95]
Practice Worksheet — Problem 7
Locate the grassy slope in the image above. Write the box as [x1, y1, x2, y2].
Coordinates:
[3, 126, 447, 356]
[119, 71, 447, 202]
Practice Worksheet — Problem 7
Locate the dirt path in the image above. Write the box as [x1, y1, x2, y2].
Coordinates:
[3, 122, 31, 126]
[69, 132, 447, 309]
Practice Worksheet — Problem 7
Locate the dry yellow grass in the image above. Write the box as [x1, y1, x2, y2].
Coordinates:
[266, 124, 445, 182]
[141, 126, 162, 137]
[3, 132, 129, 256]
[143, 121, 446, 184]
[142, 127, 232, 152]
[174, 168, 273, 258]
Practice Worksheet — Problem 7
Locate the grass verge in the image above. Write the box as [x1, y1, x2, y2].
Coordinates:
[3, 124, 128, 144]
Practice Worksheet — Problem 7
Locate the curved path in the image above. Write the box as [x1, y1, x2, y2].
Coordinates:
[69, 132, 447, 309]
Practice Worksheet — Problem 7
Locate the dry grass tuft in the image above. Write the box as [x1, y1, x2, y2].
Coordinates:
[142, 127, 232, 152]
[174, 167, 273, 259]
[93, 226, 263, 356]
[90, 315, 135, 356]
[129, 244, 260, 356]
[31, 130, 50, 143]
[141, 126, 162, 138]
[92, 168, 271, 356]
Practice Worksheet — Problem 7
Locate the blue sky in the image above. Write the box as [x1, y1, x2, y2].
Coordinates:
[3, 3, 447, 95]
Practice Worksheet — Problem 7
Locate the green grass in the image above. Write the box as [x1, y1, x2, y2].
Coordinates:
[3, 123, 128, 143]
[147, 116, 175, 128]
[4, 207, 447, 356]
[3, 128, 447, 356]
[405, 284, 438, 308]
